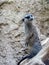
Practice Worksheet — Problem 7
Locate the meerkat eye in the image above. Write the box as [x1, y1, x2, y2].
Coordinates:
[25, 16, 30, 19]
[31, 15, 32, 17]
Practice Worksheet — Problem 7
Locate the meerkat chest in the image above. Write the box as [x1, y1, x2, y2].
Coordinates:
[25, 23, 33, 35]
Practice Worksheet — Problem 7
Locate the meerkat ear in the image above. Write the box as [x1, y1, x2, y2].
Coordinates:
[22, 18, 25, 21]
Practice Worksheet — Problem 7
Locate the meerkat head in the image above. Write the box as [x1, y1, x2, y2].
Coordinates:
[22, 14, 34, 23]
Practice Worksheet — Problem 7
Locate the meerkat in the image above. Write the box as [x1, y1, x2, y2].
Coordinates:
[17, 14, 42, 65]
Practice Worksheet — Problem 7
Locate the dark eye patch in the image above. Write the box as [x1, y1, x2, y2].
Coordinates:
[25, 16, 30, 19]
